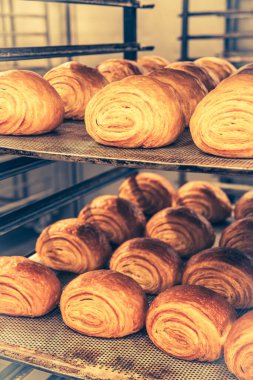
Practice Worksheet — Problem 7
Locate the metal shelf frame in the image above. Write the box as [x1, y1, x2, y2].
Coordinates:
[25, 0, 154, 8]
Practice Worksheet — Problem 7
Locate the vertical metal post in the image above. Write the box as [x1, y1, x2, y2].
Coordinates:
[65, 3, 72, 61]
[232, 0, 240, 52]
[180, 0, 189, 60]
[44, 3, 52, 68]
[123, 7, 137, 60]
[224, 0, 233, 57]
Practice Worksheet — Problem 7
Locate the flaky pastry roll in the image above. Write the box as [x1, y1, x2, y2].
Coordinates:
[137, 55, 169, 73]
[60, 269, 147, 338]
[97, 58, 144, 82]
[235, 190, 253, 220]
[0, 70, 64, 135]
[219, 217, 253, 256]
[194, 57, 236, 82]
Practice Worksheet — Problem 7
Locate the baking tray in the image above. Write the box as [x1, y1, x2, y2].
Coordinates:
[0, 122, 252, 176]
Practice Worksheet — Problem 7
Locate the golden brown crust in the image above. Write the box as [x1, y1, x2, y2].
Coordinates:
[219, 217, 253, 256]
[235, 190, 253, 220]
[224, 311, 253, 380]
[118, 172, 175, 216]
[60, 269, 148, 338]
[0, 70, 64, 135]
[110, 237, 182, 294]
[78, 195, 146, 245]
[85, 75, 185, 148]
[137, 55, 169, 73]
[0, 256, 61, 317]
[237, 62, 253, 76]
[36, 218, 112, 273]
[194, 57, 236, 82]
[146, 284, 236, 361]
[173, 181, 232, 223]
[44, 61, 108, 120]
[146, 206, 215, 257]
[97, 58, 144, 82]
[182, 247, 253, 308]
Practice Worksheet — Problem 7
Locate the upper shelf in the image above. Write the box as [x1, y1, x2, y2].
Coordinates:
[24, 0, 154, 8]
[0, 122, 252, 176]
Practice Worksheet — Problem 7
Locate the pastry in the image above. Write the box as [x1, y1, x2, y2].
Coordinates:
[0, 70, 64, 135]
[78, 195, 146, 246]
[173, 181, 232, 223]
[224, 311, 253, 380]
[44, 61, 108, 120]
[234, 190, 253, 220]
[148, 68, 207, 125]
[118, 172, 175, 216]
[60, 269, 148, 338]
[137, 55, 169, 73]
[182, 247, 253, 308]
[146, 284, 236, 361]
[219, 217, 253, 256]
[110, 237, 182, 294]
[36, 218, 112, 274]
[85, 75, 185, 148]
[146, 206, 215, 257]
[237, 62, 253, 76]
[194, 57, 236, 82]
[97, 58, 144, 82]
[0, 256, 61, 317]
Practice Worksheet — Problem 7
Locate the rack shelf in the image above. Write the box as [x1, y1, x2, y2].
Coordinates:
[25, 0, 154, 8]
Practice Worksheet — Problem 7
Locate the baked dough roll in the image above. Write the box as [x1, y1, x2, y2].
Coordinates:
[173, 181, 232, 223]
[149, 68, 207, 125]
[182, 247, 253, 309]
[137, 55, 169, 73]
[224, 311, 253, 380]
[235, 190, 253, 220]
[219, 217, 253, 256]
[236, 62, 253, 76]
[36, 219, 112, 274]
[118, 172, 175, 217]
[194, 57, 236, 82]
[0, 70, 64, 135]
[146, 285, 236, 361]
[60, 269, 147, 338]
[0, 256, 61, 317]
[78, 195, 146, 246]
[85, 75, 185, 148]
[97, 58, 144, 82]
[110, 237, 182, 294]
[44, 61, 108, 120]
[146, 207, 215, 257]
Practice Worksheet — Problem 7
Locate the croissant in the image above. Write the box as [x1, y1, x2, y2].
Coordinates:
[148, 68, 207, 125]
[194, 57, 236, 82]
[190, 74, 253, 158]
[237, 62, 253, 76]
[36, 218, 112, 274]
[118, 172, 175, 216]
[85, 75, 185, 148]
[235, 190, 253, 220]
[110, 237, 182, 294]
[0, 256, 61, 317]
[146, 284, 236, 361]
[44, 61, 108, 120]
[173, 181, 232, 223]
[224, 311, 253, 380]
[146, 206, 215, 257]
[97, 58, 144, 82]
[0, 70, 64, 135]
[137, 55, 169, 73]
[78, 195, 146, 246]
[182, 247, 253, 309]
[60, 269, 147, 338]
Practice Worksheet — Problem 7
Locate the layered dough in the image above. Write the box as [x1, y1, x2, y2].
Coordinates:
[36, 218, 112, 273]
[110, 237, 182, 294]
[146, 206, 215, 257]
[220, 217, 253, 256]
[78, 195, 146, 246]
[137, 55, 169, 73]
[235, 190, 253, 220]
[0, 256, 61, 317]
[194, 57, 236, 82]
[146, 285, 236, 361]
[85, 75, 185, 148]
[0, 70, 64, 135]
[118, 172, 175, 216]
[173, 181, 232, 223]
[97, 58, 144, 82]
[60, 269, 147, 338]
[182, 247, 253, 309]
[44, 61, 108, 120]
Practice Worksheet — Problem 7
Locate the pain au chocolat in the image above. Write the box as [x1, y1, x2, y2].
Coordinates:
[194, 56, 236, 83]
[234, 190, 253, 220]
[97, 58, 144, 82]
[137, 55, 169, 73]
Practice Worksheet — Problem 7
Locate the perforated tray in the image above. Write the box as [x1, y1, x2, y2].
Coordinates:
[0, 122, 252, 176]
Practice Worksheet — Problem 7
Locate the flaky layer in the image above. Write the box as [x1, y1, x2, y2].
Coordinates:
[97, 58, 144, 82]
[235, 190, 253, 220]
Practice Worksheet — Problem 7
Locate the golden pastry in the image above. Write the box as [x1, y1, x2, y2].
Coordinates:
[224, 311, 253, 380]
[219, 217, 253, 256]
[60, 269, 148, 338]
[182, 247, 253, 308]
[234, 190, 253, 220]
[118, 172, 175, 216]
[44, 61, 108, 120]
[194, 57, 236, 82]
[137, 55, 169, 73]
[85, 75, 185, 148]
[146, 284, 236, 361]
[97, 58, 144, 82]
[36, 218, 112, 274]
[236, 62, 253, 75]
[78, 195, 146, 245]
[0, 70, 64, 135]
[146, 206, 215, 257]
[173, 181, 232, 223]
[0, 256, 61, 317]
[110, 237, 182, 294]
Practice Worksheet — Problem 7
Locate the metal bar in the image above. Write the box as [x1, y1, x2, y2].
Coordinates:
[224, 0, 233, 57]
[0, 14, 46, 18]
[0, 157, 52, 181]
[24, 0, 154, 8]
[179, 33, 253, 40]
[179, 10, 253, 17]
[180, 0, 189, 63]
[123, 7, 137, 60]
[0, 167, 136, 236]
